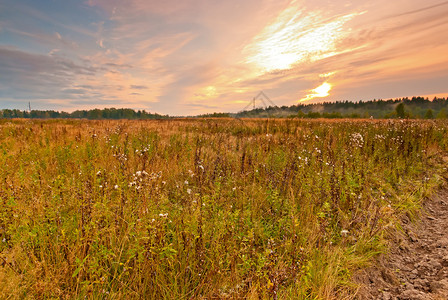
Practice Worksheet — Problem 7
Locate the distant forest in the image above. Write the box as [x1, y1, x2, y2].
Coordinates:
[231, 96, 448, 119]
[0, 108, 169, 120]
[1, 96, 448, 119]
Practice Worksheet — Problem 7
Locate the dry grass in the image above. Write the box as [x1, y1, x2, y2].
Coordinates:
[0, 118, 447, 299]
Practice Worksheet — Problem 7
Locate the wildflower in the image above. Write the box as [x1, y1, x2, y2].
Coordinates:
[184, 180, 189, 185]
[340, 229, 349, 237]
[350, 132, 364, 148]
[114, 184, 119, 189]
[96, 170, 101, 176]
[159, 213, 168, 218]
[187, 188, 192, 195]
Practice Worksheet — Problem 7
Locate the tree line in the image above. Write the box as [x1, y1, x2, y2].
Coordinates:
[1, 96, 447, 119]
[235, 96, 448, 119]
[0, 108, 169, 120]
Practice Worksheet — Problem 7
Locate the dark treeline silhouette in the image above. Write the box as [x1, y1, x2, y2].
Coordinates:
[1, 97, 448, 119]
[194, 112, 231, 118]
[0, 107, 169, 120]
[234, 96, 448, 119]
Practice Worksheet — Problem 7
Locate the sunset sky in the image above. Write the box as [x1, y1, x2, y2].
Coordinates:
[1, 0, 448, 115]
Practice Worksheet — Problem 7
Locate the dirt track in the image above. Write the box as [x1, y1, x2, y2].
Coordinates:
[357, 189, 448, 299]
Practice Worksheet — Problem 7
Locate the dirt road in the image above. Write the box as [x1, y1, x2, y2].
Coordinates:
[357, 189, 448, 300]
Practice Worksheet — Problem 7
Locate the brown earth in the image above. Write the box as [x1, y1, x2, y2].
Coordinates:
[356, 189, 448, 300]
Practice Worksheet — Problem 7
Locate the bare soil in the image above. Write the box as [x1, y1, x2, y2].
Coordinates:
[356, 189, 448, 300]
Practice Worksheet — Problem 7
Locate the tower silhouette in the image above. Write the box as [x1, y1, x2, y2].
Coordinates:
[240, 91, 278, 111]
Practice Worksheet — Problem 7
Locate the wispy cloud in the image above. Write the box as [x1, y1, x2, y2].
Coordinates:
[385, 0, 448, 19]
[130, 85, 148, 90]
[243, 6, 363, 72]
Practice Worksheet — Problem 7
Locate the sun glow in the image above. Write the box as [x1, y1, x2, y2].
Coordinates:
[300, 82, 332, 102]
[244, 3, 361, 72]
[194, 85, 218, 100]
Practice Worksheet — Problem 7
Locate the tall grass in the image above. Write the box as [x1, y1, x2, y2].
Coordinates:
[0, 118, 447, 299]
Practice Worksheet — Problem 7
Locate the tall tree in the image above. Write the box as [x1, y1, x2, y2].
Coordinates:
[395, 103, 405, 118]
[424, 109, 434, 119]
[437, 108, 447, 119]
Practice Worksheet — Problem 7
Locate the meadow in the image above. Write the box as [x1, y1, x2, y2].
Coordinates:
[0, 118, 447, 299]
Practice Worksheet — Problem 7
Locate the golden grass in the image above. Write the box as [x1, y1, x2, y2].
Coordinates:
[0, 118, 447, 299]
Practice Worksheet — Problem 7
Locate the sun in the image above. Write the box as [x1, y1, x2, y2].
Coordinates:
[313, 82, 331, 97]
[300, 82, 332, 102]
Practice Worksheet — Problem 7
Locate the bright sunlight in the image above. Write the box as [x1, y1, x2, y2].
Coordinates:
[244, 2, 360, 72]
[300, 82, 332, 102]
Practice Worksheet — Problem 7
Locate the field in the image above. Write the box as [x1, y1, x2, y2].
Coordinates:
[0, 118, 447, 299]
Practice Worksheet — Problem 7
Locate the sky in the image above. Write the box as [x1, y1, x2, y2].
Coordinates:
[1, 0, 448, 115]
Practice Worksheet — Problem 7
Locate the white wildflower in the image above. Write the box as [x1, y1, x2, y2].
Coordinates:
[350, 132, 364, 148]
